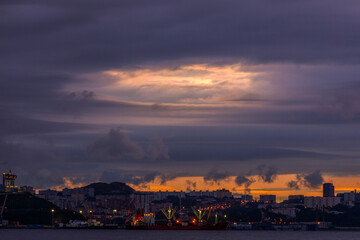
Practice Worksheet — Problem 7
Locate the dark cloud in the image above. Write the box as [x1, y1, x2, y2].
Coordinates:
[99, 169, 179, 186]
[203, 169, 231, 185]
[100, 170, 158, 186]
[186, 180, 197, 192]
[235, 164, 278, 194]
[287, 170, 324, 189]
[2, 0, 360, 73]
[158, 174, 177, 185]
[235, 175, 254, 194]
[146, 137, 169, 160]
[0, 108, 90, 137]
[86, 127, 143, 158]
[68, 90, 95, 100]
[256, 165, 278, 183]
[287, 180, 300, 190]
[170, 144, 336, 163]
[28, 169, 65, 189]
[302, 170, 324, 189]
[54, 91, 159, 117]
[86, 127, 170, 162]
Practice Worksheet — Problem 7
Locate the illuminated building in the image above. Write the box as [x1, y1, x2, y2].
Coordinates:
[323, 183, 335, 197]
[2, 169, 18, 192]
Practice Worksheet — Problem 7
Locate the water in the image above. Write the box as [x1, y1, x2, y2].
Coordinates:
[1, 229, 360, 240]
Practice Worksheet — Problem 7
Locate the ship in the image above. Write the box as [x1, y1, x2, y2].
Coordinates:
[125, 207, 229, 230]
[125, 222, 228, 230]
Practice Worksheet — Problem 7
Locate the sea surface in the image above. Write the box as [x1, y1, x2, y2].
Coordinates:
[2, 229, 360, 240]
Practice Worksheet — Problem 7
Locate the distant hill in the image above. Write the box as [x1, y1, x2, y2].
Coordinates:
[0, 192, 85, 225]
[83, 182, 135, 195]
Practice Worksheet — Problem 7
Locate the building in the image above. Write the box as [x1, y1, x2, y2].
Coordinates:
[2, 169, 18, 192]
[337, 191, 357, 206]
[344, 192, 356, 202]
[271, 207, 297, 218]
[288, 195, 304, 201]
[238, 194, 253, 202]
[304, 197, 341, 208]
[323, 183, 335, 197]
[38, 187, 96, 210]
[260, 195, 276, 203]
[186, 189, 232, 199]
[20, 186, 35, 194]
[287, 195, 304, 204]
[214, 189, 233, 199]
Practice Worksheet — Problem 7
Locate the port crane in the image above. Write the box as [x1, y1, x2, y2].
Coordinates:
[0, 193, 8, 222]
[192, 207, 207, 223]
[161, 207, 177, 225]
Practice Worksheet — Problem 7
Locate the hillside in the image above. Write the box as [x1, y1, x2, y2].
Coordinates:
[83, 181, 135, 195]
[0, 192, 85, 225]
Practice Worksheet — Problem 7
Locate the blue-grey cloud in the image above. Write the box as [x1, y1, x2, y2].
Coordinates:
[257, 165, 278, 183]
[204, 169, 231, 185]
[235, 175, 254, 194]
[87, 127, 144, 158]
[287, 170, 324, 189]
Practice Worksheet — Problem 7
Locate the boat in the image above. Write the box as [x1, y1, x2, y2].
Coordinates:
[125, 222, 228, 230]
[126, 206, 228, 230]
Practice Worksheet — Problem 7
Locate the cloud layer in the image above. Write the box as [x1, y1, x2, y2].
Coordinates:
[1, 0, 360, 191]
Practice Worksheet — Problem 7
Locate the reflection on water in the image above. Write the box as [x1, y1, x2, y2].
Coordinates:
[1, 229, 360, 240]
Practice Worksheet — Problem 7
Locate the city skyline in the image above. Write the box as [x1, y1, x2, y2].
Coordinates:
[1, 1, 360, 200]
[4, 168, 360, 201]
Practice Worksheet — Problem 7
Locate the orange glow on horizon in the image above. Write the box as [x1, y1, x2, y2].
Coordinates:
[42, 174, 360, 202]
[129, 174, 360, 201]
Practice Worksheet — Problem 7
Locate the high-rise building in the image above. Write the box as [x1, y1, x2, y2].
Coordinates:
[323, 183, 335, 197]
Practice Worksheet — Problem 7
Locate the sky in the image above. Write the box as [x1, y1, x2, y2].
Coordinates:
[1, 0, 360, 199]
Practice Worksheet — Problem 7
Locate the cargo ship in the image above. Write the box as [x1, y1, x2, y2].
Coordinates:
[125, 207, 229, 230]
[125, 222, 228, 230]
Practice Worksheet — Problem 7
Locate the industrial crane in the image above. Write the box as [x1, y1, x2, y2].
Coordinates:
[0, 193, 8, 221]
